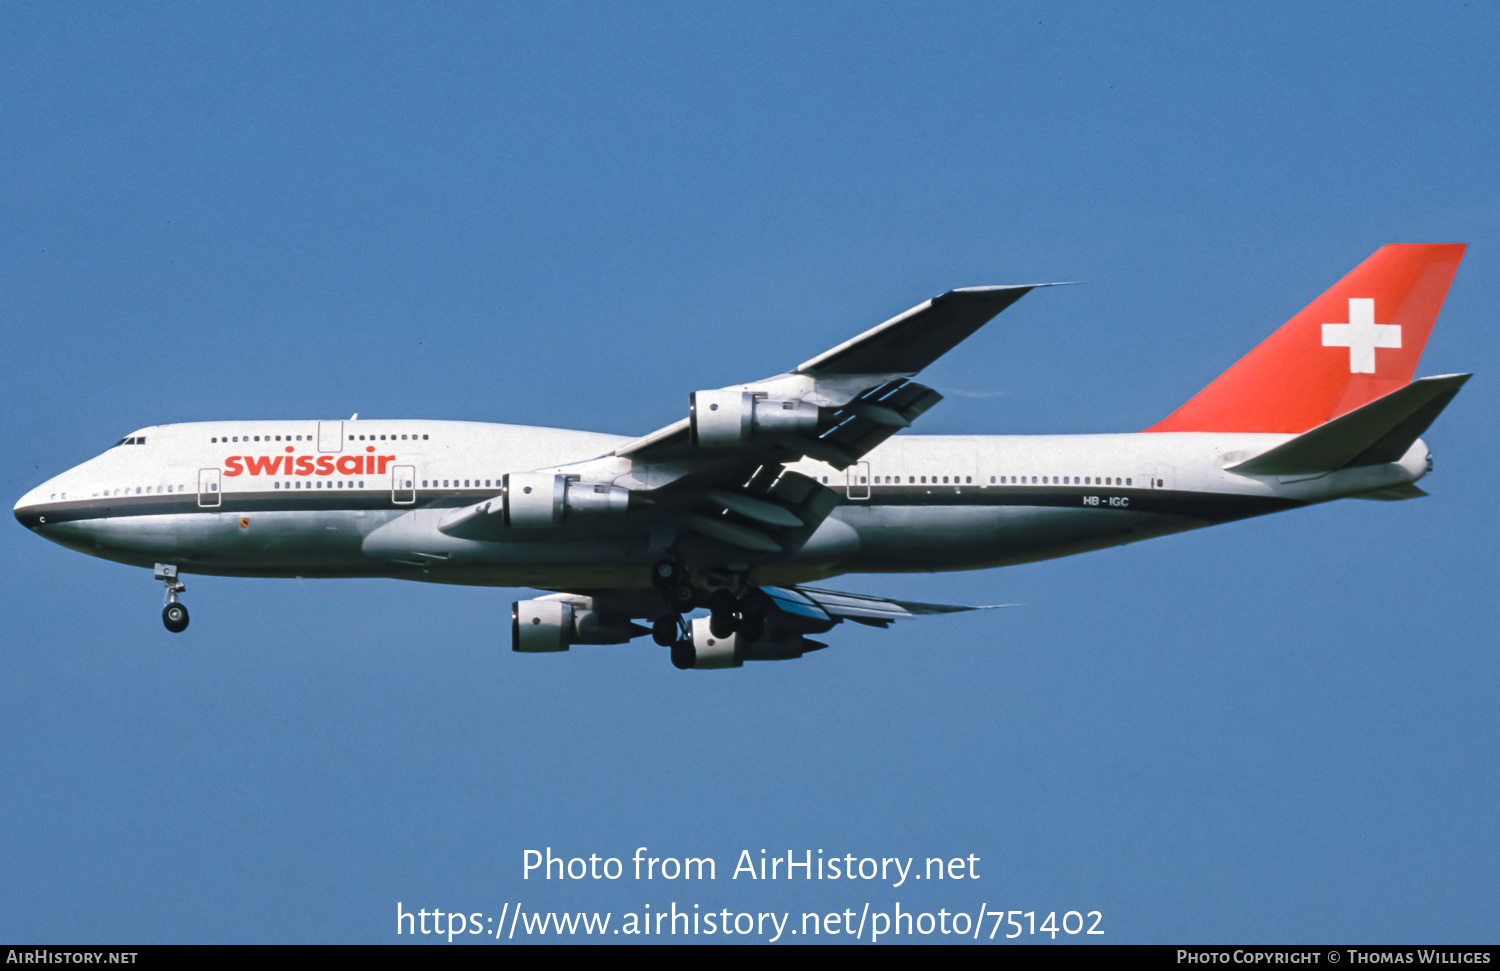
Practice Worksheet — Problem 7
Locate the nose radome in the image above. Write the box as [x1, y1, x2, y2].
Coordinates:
[14, 481, 51, 529]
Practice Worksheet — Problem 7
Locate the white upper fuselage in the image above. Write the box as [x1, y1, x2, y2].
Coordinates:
[14, 418, 1428, 589]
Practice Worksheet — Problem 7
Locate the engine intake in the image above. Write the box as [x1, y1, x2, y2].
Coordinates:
[690, 390, 818, 448]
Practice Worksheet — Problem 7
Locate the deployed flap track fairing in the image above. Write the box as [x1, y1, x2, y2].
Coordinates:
[13, 245, 1469, 670]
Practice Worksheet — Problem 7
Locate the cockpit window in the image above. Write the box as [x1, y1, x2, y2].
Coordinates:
[114, 436, 147, 446]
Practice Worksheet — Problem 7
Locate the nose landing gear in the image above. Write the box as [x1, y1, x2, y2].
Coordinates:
[155, 563, 189, 633]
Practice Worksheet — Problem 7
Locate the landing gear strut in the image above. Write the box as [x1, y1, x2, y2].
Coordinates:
[652, 559, 695, 610]
[156, 563, 189, 633]
[652, 559, 698, 664]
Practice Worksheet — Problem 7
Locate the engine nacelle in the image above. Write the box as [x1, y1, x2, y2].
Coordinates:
[504, 472, 630, 528]
[512, 598, 644, 652]
[513, 599, 573, 652]
[678, 616, 826, 669]
[690, 390, 818, 447]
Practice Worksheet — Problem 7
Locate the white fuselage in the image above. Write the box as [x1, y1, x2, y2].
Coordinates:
[14, 418, 1428, 590]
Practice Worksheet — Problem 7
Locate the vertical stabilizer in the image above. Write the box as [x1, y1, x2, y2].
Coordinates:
[1147, 244, 1465, 433]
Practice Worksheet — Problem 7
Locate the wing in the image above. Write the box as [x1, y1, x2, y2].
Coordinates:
[793, 284, 1040, 376]
[703, 584, 1013, 663]
[439, 283, 1059, 553]
[597, 284, 1060, 554]
[767, 585, 1013, 629]
[615, 283, 1054, 465]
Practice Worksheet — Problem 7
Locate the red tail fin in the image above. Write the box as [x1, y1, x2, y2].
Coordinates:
[1146, 244, 1465, 433]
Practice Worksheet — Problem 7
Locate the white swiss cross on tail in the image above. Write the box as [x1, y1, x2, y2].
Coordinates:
[1322, 297, 1401, 374]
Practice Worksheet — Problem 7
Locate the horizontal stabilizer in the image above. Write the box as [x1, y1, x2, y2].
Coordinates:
[1228, 374, 1469, 476]
[1354, 483, 1429, 501]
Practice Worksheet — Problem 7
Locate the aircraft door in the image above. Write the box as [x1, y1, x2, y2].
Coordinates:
[392, 465, 416, 504]
[318, 421, 344, 453]
[846, 461, 871, 500]
[197, 468, 221, 508]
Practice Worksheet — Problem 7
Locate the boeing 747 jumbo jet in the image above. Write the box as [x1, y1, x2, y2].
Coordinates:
[15, 245, 1468, 669]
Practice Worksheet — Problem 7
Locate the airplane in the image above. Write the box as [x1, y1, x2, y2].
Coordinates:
[14, 244, 1468, 669]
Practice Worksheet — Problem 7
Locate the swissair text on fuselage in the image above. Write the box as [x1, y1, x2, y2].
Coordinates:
[223, 447, 397, 477]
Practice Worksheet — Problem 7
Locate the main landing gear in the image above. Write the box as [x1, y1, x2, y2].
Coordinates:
[156, 563, 189, 633]
[708, 589, 766, 641]
[651, 559, 766, 669]
[651, 560, 693, 667]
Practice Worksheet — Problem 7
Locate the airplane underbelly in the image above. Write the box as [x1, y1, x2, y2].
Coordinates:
[65, 510, 382, 574]
[840, 504, 1203, 572]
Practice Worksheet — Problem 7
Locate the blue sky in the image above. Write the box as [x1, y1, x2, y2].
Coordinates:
[2, 2, 1496, 943]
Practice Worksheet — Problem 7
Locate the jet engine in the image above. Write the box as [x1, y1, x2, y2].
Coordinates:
[504, 472, 630, 528]
[672, 615, 827, 669]
[690, 390, 818, 447]
[511, 598, 646, 652]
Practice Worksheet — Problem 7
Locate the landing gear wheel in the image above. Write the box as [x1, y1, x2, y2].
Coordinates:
[708, 589, 739, 638]
[738, 608, 765, 641]
[709, 612, 737, 639]
[652, 616, 677, 647]
[670, 640, 695, 670]
[162, 602, 190, 633]
[673, 583, 696, 609]
[737, 589, 767, 641]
